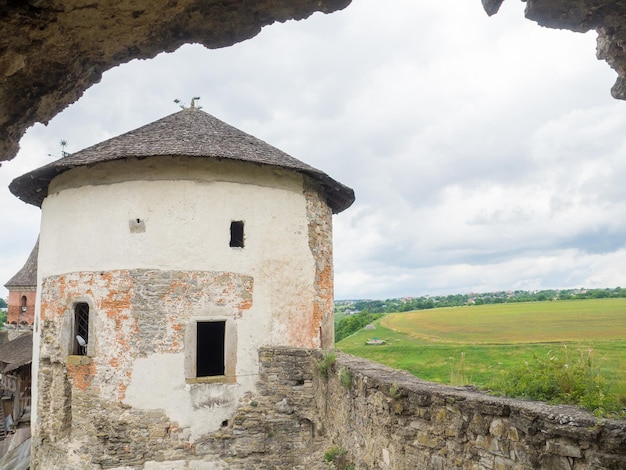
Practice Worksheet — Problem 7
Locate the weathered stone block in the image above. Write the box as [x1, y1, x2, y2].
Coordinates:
[415, 431, 441, 449]
[546, 438, 583, 458]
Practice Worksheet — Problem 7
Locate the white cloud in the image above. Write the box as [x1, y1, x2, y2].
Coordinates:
[2, 0, 626, 301]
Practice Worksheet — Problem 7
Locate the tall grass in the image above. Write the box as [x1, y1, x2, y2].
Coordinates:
[449, 352, 469, 386]
[496, 346, 625, 417]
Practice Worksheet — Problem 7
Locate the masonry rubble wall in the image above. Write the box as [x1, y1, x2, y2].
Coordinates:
[32, 346, 329, 469]
[30, 347, 626, 468]
[315, 351, 626, 470]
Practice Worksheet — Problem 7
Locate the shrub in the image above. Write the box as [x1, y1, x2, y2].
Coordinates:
[389, 383, 401, 400]
[323, 446, 354, 470]
[497, 346, 624, 417]
[316, 352, 336, 379]
[335, 312, 385, 342]
[339, 367, 353, 388]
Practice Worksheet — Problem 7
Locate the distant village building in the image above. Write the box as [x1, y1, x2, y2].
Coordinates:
[0, 333, 32, 469]
[0, 333, 32, 430]
[4, 240, 38, 328]
[9, 107, 354, 468]
[0, 244, 37, 468]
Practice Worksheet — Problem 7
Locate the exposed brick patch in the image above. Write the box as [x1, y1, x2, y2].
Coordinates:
[39, 269, 254, 396]
[66, 359, 96, 393]
[304, 179, 335, 348]
[7, 289, 36, 325]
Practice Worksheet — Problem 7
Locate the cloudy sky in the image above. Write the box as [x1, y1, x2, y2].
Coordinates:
[2, 0, 625, 301]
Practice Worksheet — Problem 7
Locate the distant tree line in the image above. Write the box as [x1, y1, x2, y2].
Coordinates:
[336, 287, 626, 316]
[334, 287, 626, 341]
[0, 298, 7, 325]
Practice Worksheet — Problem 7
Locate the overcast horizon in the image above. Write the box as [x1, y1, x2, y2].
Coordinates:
[2, 0, 626, 301]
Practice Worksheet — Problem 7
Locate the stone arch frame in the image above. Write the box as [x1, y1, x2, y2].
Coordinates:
[0, 0, 353, 163]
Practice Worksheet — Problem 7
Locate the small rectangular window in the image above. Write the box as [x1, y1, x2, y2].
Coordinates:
[230, 221, 244, 248]
[196, 321, 225, 377]
[74, 303, 89, 356]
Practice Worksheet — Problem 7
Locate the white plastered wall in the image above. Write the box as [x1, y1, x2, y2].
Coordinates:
[33, 156, 324, 437]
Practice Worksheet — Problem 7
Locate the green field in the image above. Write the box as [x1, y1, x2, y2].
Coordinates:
[336, 299, 626, 392]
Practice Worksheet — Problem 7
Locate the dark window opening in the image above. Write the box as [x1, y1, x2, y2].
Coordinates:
[197, 321, 225, 377]
[21, 296, 27, 312]
[74, 303, 89, 356]
[229, 221, 244, 248]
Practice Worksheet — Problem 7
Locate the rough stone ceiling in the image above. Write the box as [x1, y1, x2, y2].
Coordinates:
[0, 0, 352, 164]
[1, 0, 624, 164]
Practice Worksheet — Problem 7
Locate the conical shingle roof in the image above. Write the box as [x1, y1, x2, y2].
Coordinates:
[9, 108, 355, 213]
[4, 238, 38, 289]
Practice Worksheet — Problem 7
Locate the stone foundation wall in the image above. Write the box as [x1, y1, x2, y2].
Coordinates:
[30, 347, 626, 468]
[32, 347, 328, 469]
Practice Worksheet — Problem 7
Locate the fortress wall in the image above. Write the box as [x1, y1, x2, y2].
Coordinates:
[30, 347, 626, 468]
[315, 351, 626, 470]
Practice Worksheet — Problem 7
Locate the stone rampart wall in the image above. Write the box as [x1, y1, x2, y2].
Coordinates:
[312, 350, 626, 470]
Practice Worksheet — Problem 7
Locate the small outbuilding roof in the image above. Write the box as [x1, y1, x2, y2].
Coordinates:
[9, 108, 355, 213]
[0, 333, 33, 373]
[4, 239, 38, 289]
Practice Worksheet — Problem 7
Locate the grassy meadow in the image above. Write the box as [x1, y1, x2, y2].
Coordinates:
[335, 298, 626, 395]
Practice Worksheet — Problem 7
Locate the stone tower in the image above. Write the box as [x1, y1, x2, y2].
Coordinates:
[9, 107, 354, 468]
